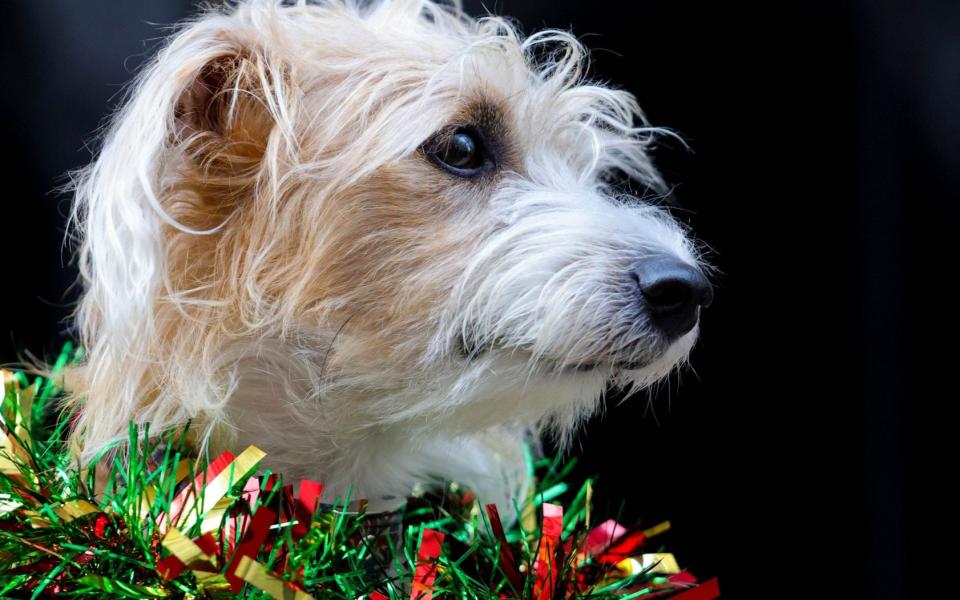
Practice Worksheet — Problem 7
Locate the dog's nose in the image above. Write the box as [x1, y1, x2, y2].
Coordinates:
[631, 256, 713, 339]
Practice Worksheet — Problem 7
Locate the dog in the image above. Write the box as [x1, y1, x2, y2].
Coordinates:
[67, 0, 711, 517]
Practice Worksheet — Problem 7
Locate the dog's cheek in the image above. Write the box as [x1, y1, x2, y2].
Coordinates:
[302, 167, 486, 365]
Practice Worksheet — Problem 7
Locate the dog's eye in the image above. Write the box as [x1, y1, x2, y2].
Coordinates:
[428, 128, 488, 176]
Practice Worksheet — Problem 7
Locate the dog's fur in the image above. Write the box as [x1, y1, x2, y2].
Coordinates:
[67, 0, 704, 514]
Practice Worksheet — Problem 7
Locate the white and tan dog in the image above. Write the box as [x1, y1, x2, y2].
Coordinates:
[68, 0, 711, 514]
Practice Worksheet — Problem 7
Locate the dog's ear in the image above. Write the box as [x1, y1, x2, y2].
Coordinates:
[69, 26, 296, 460]
[172, 45, 289, 196]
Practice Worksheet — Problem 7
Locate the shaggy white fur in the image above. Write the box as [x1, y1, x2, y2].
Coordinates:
[67, 0, 706, 518]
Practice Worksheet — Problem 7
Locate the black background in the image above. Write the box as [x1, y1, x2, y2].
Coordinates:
[2, 2, 952, 598]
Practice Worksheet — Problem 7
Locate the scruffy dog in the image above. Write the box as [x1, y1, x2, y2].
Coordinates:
[68, 0, 711, 515]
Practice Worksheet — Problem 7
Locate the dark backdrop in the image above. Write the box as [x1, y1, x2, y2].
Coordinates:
[2, 2, 951, 598]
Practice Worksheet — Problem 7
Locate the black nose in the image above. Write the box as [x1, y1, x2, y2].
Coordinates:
[632, 256, 713, 339]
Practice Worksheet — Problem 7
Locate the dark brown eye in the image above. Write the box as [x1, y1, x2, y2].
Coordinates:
[428, 127, 488, 176]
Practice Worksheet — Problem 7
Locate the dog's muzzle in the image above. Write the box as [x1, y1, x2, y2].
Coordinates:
[630, 256, 713, 340]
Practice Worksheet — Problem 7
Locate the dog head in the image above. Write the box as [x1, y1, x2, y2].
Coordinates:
[71, 0, 710, 460]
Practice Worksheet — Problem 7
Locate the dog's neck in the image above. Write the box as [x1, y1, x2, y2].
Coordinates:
[209, 337, 601, 514]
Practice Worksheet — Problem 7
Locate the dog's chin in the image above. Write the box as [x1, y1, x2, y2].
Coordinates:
[567, 359, 647, 373]
[547, 357, 649, 373]
[619, 329, 699, 384]
[548, 328, 699, 380]
[465, 327, 697, 381]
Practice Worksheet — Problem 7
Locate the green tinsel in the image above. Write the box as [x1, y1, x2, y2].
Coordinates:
[0, 345, 717, 599]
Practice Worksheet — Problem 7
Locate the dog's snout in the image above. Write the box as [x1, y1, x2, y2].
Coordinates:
[631, 256, 712, 339]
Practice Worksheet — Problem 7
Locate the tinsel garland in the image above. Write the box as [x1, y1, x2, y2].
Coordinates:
[0, 345, 719, 599]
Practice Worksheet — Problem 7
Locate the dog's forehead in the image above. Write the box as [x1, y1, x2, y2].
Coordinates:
[279, 7, 610, 177]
